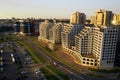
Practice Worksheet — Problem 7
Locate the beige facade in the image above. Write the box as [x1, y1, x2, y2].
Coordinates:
[112, 14, 120, 25]
[39, 20, 54, 40]
[61, 24, 84, 48]
[70, 12, 86, 24]
[75, 27, 102, 67]
[38, 20, 63, 45]
[90, 16, 95, 24]
[94, 9, 113, 26]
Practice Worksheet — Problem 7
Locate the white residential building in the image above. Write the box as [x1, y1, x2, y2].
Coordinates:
[61, 24, 84, 48]
[74, 26, 118, 69]
[38, 20, 63, 45]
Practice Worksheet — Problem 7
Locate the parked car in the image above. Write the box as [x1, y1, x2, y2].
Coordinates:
[35, 69, 41, 74]
[21, 71, 27, 78]
[0, 67, 4, 73]
[0, 57, 3, 61]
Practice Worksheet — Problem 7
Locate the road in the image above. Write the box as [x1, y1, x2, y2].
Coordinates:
[22, 39, 64, 80]
[24, 38, 92, 80]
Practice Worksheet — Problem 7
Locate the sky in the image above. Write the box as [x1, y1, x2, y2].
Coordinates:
[0, 0, 120, 19]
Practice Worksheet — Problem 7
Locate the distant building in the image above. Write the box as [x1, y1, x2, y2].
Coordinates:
[94, 9, 113, 26]
[90, 16, 95, 24]
[38, 19, 63, 50]
[38, 19, 54, 41]
[0, 19, 14, 33]
[112, 14, 120, 25]
[70, 12, 86, 24]
[14, 19, 37, 35]
[48, 23, 63, 44]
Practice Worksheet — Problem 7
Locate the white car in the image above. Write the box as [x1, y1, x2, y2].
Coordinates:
[35, 69, 41, 74]
[0, 61, 3, 66]
[0, 50, 3, 53]
[11, 53, 14, 57]
[0, 57, 3, 61]
[21, 71, 27, 74]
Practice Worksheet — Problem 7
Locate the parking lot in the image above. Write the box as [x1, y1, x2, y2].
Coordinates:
[0, 42, 19, 80]
[0, 41, 46, 80]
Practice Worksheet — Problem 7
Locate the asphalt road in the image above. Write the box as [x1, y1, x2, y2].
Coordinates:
[24, 38, 92, 80]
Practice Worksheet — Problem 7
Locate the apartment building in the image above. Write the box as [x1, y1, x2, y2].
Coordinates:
[38, 19, 63, 44]
[112, 14, 120, 25]
[74, 26, 118, 69]
[61, 24, 84, 48]
[94, 9, 113, 26]
[70, 12, 86, 24]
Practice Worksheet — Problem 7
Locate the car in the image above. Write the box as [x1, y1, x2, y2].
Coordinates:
[0, 61, 3, 67]
[23, 51, 27, 55]
[0, 67, 4, 73]
[53, 62, 57, 65]
[11, 53, 14, 57]
[12, 57, 15, 63]
[21, 71, 27, 74]
[21, 71, 27, 78]
[28, 60, 33, 64]
[26, 57, 31, 61]
[0, 57, 3, 61]
[38, 74, 44, 80]
[0, 50, 3, 53]
[35, 69, 41, 74]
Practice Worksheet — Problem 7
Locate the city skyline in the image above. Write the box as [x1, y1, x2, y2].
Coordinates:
[0, 0, 120, 19]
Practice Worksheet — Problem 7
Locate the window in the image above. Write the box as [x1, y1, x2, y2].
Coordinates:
[95, 63, 97, 66]
[87, 62, 89, 64]
[87, 59, 89, 61]
[91, 63, 93, 65]
[91, 60, 93, 62]
[95, 60, 97, 62]
[83, 58, 85, 60]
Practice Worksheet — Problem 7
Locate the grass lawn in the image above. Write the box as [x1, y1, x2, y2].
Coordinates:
[40, 67, 59, 80]
[46, 64, 69, 80]
[17, 41, 46, 63]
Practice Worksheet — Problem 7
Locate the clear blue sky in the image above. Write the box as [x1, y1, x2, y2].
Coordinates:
[0, 0, 120, 19]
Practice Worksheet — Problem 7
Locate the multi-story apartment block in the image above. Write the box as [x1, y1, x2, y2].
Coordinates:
[112, 14, 120, 25]
[90, 16, 95, 24]
[48, 23, 63, 44]
[38, 19, 63, 44]
[38, 19, 54, 41]
[61, 24, 84, 48]
[74, 26, 118, 69]
[70, 12, 86, 24]
[115, 27, 120, 67]
[94, 9, 113, 26]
